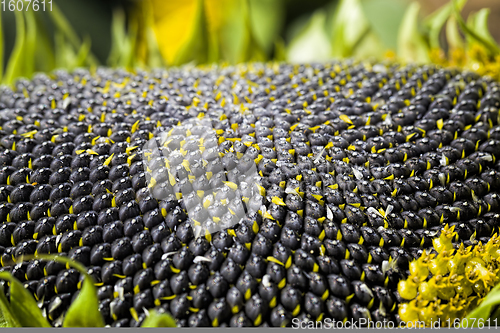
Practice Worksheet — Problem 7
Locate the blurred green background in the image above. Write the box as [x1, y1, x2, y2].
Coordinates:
[2, 0, 125, 65]
[1, 0, 500, 84]
[1, 0, 339, 65]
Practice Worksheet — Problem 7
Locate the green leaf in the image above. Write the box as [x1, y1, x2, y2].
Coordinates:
[465, 11, 477, 47]
[141, 310, 177, 327]
[108, 8, 127, 67]
[452, 0, 500, 55]
[446, 15, 464, 50]
[463, 283, 500, 327]
[24, 10, 37, 78]
[55, 32, 76, 70]
[74, 36, 92, 69]
[33, 12, 55, 72]
[360, 0, 408, 50]
[351, 31, 384, 59]
[470, 9, 499, 51]
[48, 2, 98, 66]
[218, 0, 244, 63]
[203, 0, 243, 64]
[248, 0, 284, 55]
[207, 27, 220, 64]
[173, 0, 208, 66]
[49, 2, 80, 48]
[63, 277, 103, 327]
[0, 272, 50, 327]
[3, 11, 25, 85]
[273, 37, 287, 62]
[219, 0, 266, 64]
[108, 11, 138, 69]
[423, 0, 457, 49]
[423, 0, 466, 50]
[241, 0, 267, 63]
[123, 17, 139, 69]
[287, 10, 331, 63]
[330, 0, 370, 58]
[490, 305, 500, 321]
[0, 283, 20, 327]
[397, 2, 430, 63]
[142, 0, 164, 68]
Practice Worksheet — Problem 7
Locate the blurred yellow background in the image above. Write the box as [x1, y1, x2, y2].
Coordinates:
[1, 0, 500, 84]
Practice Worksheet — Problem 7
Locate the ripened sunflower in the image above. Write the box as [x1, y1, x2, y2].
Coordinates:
[1, 0, 500, 328]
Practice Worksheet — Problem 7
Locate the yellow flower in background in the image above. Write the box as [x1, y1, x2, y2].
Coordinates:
[398, 230, 500, 327]
[144, 0, 284, 66]
[129, 0, 500, 78]
[150, 0, 201, 65]
[203, 0, 233, 35]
